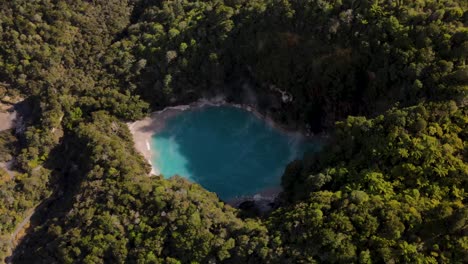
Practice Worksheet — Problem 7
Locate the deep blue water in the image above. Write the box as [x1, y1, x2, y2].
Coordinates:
[151, 106, 319, 200]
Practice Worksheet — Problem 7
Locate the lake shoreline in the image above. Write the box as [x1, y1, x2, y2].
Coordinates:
[128, 97, 319, 175]
[127, 96, 320, 207]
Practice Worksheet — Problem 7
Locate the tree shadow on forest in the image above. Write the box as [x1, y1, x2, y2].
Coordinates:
[8, 1, 421, 261]
[122, 1, 406, 134]
[9, 134, 91, 263]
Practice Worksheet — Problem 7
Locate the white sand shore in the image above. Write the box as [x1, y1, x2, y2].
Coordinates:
[128, 99, 213, 175]
[127, 108, 180, 176]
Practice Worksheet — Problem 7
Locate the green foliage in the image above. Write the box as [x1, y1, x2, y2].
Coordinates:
[116, 0, 467, 131]
[0, 0, 148, 258]
[13, 112, 271, 263]
[278, 102, 467, 263]
[0, 0, 466, 263]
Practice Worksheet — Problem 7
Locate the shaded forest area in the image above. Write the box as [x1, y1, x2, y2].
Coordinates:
[0, 0, 466, 263]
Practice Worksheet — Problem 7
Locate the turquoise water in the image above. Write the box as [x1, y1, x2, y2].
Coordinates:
[151, 106, 318, 200]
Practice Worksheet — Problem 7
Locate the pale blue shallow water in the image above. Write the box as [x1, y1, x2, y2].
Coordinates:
[151, 106, 319, 200]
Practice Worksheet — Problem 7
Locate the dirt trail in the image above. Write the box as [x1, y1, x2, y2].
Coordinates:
[3, 207, 36, 264]
[10, 209, 34, 248]
[5, 193, 53, 263]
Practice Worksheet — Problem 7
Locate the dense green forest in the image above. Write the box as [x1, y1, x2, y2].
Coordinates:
[0, 0, 466, 263]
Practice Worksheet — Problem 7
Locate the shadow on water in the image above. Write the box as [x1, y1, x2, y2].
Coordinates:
[151, 106, 321, 201]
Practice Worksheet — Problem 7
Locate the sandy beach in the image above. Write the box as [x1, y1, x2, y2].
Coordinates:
[127, 106, 184, 175]
[128, 98, 231, 176]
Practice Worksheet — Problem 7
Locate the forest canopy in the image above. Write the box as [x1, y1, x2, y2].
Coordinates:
[0, 0, 466, 263]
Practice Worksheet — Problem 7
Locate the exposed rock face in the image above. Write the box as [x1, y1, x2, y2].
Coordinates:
[229, 187, 282, 216]
[238, 195, 278, 215]
[0, 99, 29, 180]
[0, 103, 16, 132]
[269, 84, 293, 103]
